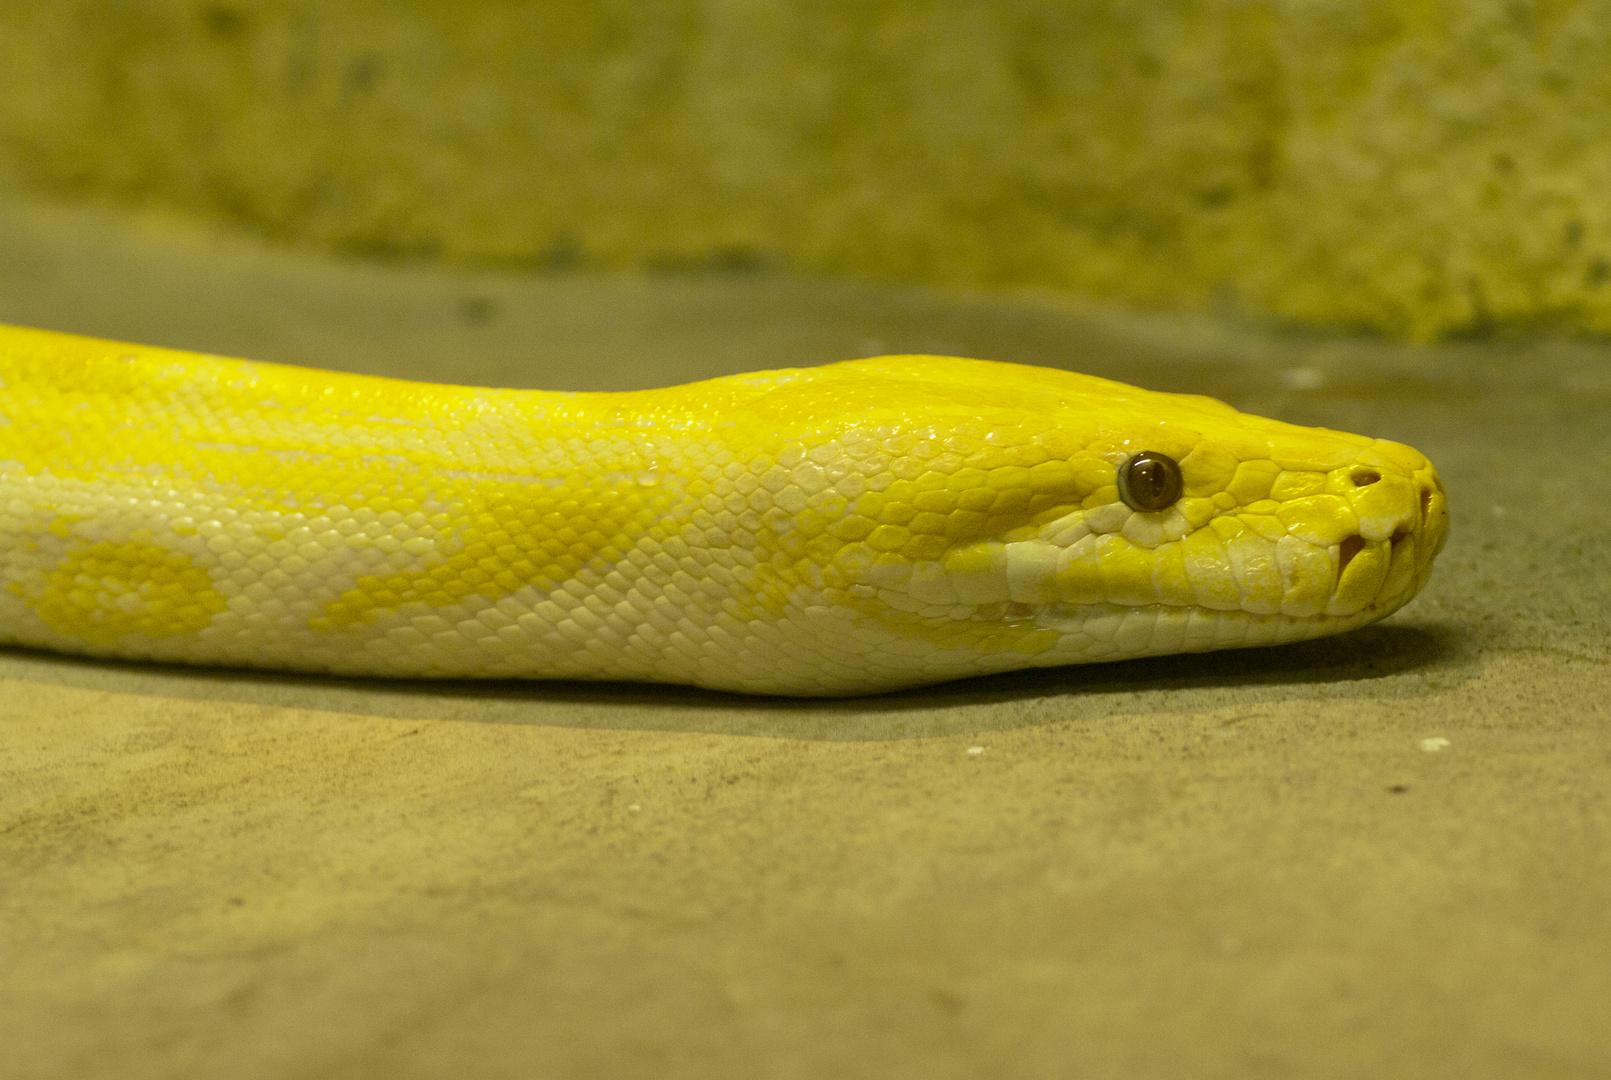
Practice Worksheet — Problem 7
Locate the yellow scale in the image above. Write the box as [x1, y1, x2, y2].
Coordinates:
[0, 324, 1446, 695]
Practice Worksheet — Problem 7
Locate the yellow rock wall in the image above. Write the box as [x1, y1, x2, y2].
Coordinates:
[2, 0, 1608, 339]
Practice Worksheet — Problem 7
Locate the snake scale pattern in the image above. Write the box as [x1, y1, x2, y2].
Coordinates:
[0, 324, 1446, 695]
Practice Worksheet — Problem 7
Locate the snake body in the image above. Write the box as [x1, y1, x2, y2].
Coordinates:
[0, 324, 1447, 696]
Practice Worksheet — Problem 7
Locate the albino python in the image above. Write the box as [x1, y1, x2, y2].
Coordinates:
[0, 324, 1447, 696]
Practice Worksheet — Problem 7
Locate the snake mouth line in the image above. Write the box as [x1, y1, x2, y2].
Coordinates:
[1011, 514, 1438, 660]
[912, 470, 1445, 636]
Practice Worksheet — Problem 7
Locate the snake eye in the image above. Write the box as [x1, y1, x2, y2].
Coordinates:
[1117, 451, 1183, 512]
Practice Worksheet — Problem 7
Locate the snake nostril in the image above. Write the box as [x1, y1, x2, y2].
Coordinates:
[1420, 486, 1433, 522]
[1338, 534, 1365, 576]
[1350, 468, 1381, 487]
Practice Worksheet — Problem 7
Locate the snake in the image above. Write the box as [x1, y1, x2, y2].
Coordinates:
[0, 323, 1447, 696]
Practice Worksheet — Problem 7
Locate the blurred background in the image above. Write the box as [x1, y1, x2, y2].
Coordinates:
[3, 0, 1608, 342]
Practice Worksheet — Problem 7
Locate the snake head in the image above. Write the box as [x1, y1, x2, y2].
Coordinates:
[754, 356, 1449, 675]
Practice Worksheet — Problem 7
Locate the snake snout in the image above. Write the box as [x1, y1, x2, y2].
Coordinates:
[1326, 455, 1447, 617]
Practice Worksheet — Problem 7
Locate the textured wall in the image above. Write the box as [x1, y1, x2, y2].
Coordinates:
[2, 0, 1609, 339]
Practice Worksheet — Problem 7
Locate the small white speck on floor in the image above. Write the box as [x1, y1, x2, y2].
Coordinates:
[966, 746, 985, 756]
[1492, 505, 1507, 517]
[1280, 367, 1325, 390]
[1420, 737, 1450, 753]
[627, 803, 642, 812]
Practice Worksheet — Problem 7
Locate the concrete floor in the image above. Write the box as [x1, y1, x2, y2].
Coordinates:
[1, 199, 1608, 1079]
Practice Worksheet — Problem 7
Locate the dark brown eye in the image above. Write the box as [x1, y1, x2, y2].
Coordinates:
[1118, 451, 1183, 512]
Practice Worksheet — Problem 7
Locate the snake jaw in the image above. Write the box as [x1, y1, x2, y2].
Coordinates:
[868, 438, 1449, 665]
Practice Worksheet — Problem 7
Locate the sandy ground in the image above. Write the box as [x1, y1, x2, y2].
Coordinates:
[1, 199, 1608, 1080]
